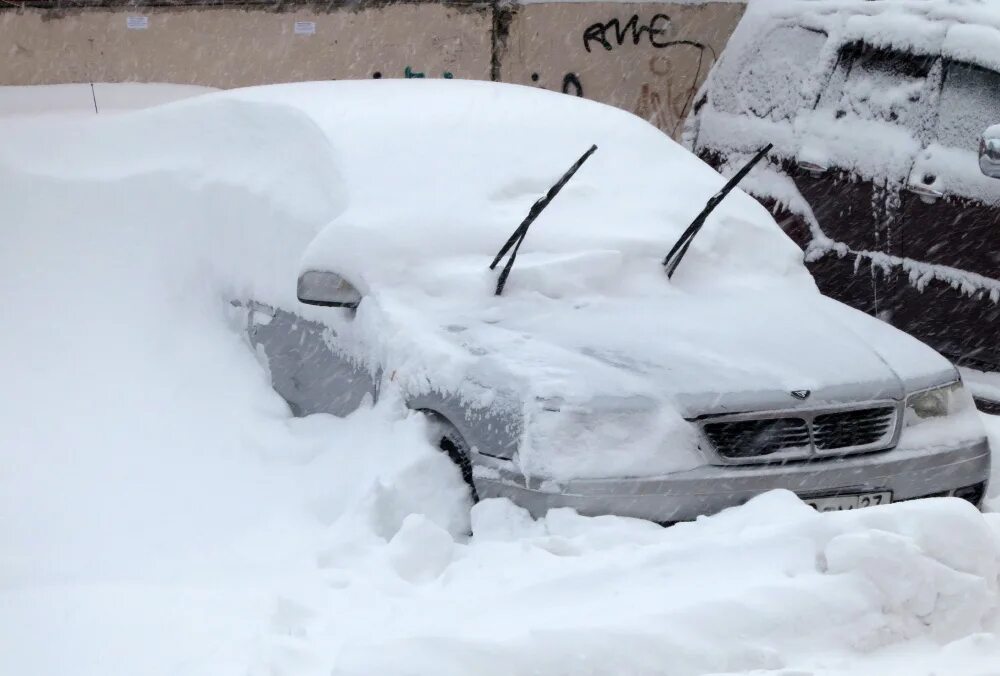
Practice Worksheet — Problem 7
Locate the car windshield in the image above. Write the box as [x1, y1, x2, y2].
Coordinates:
[936, 61, 1000, 152]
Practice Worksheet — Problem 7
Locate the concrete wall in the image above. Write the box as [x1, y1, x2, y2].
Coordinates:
[500, 3, 744, 138]
[0, 4, 494, 86]
[0, 1, 743, 138]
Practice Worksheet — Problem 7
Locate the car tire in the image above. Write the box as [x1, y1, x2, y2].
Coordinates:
[422, 412, 479, 503]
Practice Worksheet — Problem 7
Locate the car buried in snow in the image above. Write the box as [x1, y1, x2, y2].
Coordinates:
[239, 80, 991, 522]
[685, 0, 1000, 412]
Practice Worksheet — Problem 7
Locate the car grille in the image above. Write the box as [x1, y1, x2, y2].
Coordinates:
[703, 418, 810, 458]
[703, 406, 897, 461]
[812, 407, 895, 450]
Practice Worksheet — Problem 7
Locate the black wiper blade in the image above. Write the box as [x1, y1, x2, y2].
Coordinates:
[662, 143, 773, 279]
[490, 144, 598, 296]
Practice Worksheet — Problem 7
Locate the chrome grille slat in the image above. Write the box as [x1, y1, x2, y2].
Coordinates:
[703, 418, 809, 459]
[812, 407, 895, 450]
[702, 404, 898, 461]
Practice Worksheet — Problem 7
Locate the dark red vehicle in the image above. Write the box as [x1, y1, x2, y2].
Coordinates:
[686, 0, 1000, 410]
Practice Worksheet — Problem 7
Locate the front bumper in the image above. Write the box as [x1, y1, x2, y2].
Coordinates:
[473, 438, 991, 523]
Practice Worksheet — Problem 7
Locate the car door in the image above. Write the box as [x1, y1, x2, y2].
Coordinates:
[794, 42, 944, 321]
[246, 301, 378, 417]
[884, 60, 1000, 370]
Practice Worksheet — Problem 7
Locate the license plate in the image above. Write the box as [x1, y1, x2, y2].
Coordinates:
[805, 491, 891, 512]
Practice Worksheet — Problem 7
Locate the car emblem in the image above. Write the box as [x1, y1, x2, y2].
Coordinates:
[791, 390, 811, 400]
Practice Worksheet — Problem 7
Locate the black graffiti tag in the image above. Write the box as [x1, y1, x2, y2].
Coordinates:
[562, 73, 584, 97]
[583, 14, 672, 53]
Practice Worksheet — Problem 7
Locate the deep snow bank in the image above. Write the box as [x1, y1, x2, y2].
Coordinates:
[0, 96, 344, 583]
[0, 85, 999, 676]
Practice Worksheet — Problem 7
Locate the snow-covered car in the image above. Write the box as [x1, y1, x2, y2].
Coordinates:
[685, 0, 1000, 407]
[241, 80, 991, 523]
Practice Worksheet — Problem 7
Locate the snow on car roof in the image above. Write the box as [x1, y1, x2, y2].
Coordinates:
[752, 0, 1000, 26]
[743, 0, 1000, 69]
[227, 79, 811, 299]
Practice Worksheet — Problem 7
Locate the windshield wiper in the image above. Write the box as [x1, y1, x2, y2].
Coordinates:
[662, 143, 773, 279]
[490, 144, 598, 296]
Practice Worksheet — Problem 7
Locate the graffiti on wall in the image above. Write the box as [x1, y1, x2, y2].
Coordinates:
[0, 2, 742, 142]
[582, 13, 673, 53]
[403, 66, 454, 79]
[580, 12, 716, 137]
[370, 67, 455, 79]
[518, 10, 721, 138]
[529, 70, 585, 97]
[562, 73, 584, 97]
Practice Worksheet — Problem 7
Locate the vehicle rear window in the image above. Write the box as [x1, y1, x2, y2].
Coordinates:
[936, 62, 1000, 152]
[722, 25, 827, 121]
[821, 43, 939, 131]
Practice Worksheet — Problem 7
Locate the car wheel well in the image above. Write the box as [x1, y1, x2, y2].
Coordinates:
[417, 409, 479, 502]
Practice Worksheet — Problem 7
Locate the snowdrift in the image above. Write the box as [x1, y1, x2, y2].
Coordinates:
[0, 82, 998, 675]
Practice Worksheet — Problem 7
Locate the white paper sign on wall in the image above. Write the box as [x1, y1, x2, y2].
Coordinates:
[294, 21, 316, 36]
[126, 16, 149, 30]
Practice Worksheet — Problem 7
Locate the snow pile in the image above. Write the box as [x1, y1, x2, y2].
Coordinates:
[0, 83, 998, 675]
[0, 90, 470, 673]
[283, 492, 1000, 676]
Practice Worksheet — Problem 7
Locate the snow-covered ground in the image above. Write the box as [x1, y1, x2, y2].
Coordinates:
[1, 84, 999, 676]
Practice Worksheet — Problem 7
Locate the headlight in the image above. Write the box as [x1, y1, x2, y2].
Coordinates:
[904, 381, 972, 426]
[523, 395, 702, 479]
[530, 396, 656, 448]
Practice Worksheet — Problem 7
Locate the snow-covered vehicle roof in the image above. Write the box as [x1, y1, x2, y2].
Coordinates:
[228, 79, 810, 296]
[721, 0, 1000, 69]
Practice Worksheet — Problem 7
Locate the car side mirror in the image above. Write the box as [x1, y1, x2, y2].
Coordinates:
[979, 127, 1000, 178]
[296, 270, 362, 308]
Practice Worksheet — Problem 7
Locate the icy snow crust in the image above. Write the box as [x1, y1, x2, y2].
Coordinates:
[694, 0, 1000, 301]
[0, 81, 998, 675]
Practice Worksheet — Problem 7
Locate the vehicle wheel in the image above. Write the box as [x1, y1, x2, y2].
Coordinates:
[423, 413, 479, 503]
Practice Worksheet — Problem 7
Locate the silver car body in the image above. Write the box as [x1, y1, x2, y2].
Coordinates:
[229, 81, 990, 522]
[245, 296, 990, 523]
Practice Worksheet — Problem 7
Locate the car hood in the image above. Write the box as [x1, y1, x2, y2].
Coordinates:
[398, 287, 958, 419]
